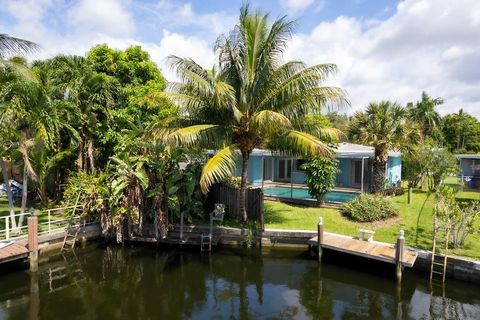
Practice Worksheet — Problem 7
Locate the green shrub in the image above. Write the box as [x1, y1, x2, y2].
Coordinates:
[341, 194, 399, 222]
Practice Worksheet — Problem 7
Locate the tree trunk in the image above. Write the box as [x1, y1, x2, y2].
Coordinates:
[77, 142, 84, 170]
[372, 156, 387, 194]
[239, 152, 250, 223]
[87, 139, 95, 173]
[1, 158, 17, 229]
[408, 186, 412, 204]
[18, 163, 28, 231]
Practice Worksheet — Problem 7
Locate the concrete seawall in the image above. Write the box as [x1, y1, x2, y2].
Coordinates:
[157, 225, 480, 285]
[37, 223, 102, 253]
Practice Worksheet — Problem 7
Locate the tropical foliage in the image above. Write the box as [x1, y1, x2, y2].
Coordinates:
[158, 5, 346, 222]
[435, 186, 479, 248]
[442, 109, 480, 153]
[348, 101, 419, 193]
[407, 91, 443, 139]
[342, 194, 399, 222]
[301, 157, 339, 204]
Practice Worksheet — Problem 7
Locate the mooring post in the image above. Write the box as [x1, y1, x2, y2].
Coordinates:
[317, 217, 324, 263]
[395, 230, 404, 282]
[27, 209, 39, 273]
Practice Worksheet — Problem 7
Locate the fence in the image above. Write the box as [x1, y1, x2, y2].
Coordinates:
[0, 204, 84, 241]
[208, 183, 264, 227]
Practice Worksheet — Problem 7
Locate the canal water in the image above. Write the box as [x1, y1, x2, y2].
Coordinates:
[0, 244, 479, 319]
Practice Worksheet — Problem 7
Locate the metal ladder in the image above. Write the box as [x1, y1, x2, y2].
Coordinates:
[430, 211, 450, 284]
[200, 204, 225, 252]
[61, 194, 82, 251]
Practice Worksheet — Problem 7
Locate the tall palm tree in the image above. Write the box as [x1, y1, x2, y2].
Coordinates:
[408, 91, 443, 138]
[40, 55, 117, 172]
[159, 6, 346, 222]
[349, 101, 419, 193]
[0, 71, 63, 228]
[0, 34, 38, 229]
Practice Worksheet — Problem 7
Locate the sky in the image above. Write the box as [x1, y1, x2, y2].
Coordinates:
[1, 0, 479, 117]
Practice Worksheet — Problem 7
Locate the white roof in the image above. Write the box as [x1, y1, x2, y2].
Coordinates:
[245, 142, 401, 158]
[456, 154, 480, 160]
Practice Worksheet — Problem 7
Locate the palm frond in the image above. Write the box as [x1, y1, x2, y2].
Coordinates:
[0, 34, 39, 57]
[200, 145, 238, 193]
[167, 124, 224, 146]
[282, 130, 333, 157]
[251, 110, 292, 133]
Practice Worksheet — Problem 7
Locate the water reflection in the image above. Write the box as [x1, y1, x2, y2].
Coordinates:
[0, 245, 479, 319]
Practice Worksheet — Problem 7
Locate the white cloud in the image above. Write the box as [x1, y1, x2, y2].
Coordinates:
[144, 30, 215, 81]
[280, 0, 315, 14]
[154, 0, 235, 35]
[285, 0, 480, 117]
[66, 0, 135, 37]
[1, 0, 479, 118]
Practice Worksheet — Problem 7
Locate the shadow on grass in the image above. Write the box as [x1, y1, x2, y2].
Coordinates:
[263, 205, 290, 225]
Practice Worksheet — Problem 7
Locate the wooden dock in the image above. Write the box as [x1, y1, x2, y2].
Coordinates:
[0, 241, 29, 264]
[308, 232, 418, 267]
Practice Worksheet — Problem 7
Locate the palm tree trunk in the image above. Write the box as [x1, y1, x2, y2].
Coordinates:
[87, 139, 95, 172]
[239, 152, 250, 223]
[372, 156, 387, 194]
[18, 163, 28, 231]
[77, 142, 83, 170]
[1, 158, 17, 229]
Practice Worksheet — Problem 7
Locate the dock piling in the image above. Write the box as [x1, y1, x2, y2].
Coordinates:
[317, 217, 324, 263]
[28, 210, 39, 273]
[395, 230, 405, 282]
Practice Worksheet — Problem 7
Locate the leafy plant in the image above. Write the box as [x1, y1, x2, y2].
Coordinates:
[342, 194, 399, 222]
[301, 156, 339, 204]
[435, 186, 479, 249]
[349, 101, 419, 193]
[383, 185, 404, 196]
[62, 170, 109, 220]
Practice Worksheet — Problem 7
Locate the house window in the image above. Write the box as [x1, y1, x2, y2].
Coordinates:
[296, 159, 306, 171]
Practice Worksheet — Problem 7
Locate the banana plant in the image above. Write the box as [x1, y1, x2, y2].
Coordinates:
[109, 155, 149, 240]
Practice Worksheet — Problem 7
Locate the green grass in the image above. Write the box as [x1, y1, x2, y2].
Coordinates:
[0, 198, 68, 235]
[265, 188, 480, 260]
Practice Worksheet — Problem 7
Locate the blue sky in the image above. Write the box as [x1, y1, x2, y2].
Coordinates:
[1, 0, 479, 117]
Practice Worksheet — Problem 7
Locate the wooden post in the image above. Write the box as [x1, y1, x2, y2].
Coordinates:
[28, 213, 39, 272]
[317, 217, 324, 263]
[395, 230, 404, 282]
[408, 187, 412, 204]
[180, 211, 184, 243]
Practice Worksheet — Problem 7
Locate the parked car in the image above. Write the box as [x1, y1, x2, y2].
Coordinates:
[0, 180, 22, 199]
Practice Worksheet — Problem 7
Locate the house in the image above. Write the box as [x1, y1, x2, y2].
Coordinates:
[232, 143, 402, 192]
[456, 154, 480, 189]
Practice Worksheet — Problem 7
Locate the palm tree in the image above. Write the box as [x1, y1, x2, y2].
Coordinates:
[0, 34, 39, 57]
[160, 6, 346, 222]
[0, 34, 38, 229]
[0, 71, 63, 229]
[40, 55, 117, 172]
[349, 101, 419, 193]
[408, 91, 443, 138]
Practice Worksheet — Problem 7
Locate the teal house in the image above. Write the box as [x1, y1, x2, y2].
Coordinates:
[230, 143, 402, 193]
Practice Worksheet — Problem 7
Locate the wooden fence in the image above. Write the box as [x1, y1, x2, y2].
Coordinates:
[207, 183, 264, 228]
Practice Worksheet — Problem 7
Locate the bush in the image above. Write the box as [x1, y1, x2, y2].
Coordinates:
[383, 185, 404, 196]
[342, 194, 399, 222]
[301, 156, 339, 204]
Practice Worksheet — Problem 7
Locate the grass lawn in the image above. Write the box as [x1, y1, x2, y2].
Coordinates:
[0, 198, 68, 234]
[265, 187, 480, 260]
